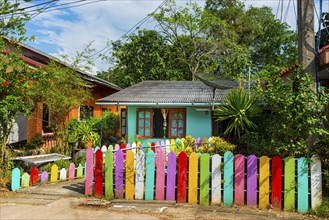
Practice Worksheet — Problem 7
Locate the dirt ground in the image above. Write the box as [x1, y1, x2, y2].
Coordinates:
[0, 180, 322, 220]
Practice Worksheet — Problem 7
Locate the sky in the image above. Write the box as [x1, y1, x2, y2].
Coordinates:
[20, 0, 328, 74]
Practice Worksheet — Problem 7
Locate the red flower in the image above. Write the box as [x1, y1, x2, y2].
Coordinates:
[49, 80, 53, 83]
[2, 81, 9, 87]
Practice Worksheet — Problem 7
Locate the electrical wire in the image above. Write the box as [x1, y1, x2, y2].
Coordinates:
[88, 0, 168, 62]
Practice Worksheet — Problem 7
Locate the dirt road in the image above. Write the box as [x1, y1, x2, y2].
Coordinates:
[0, 179, 319, 220]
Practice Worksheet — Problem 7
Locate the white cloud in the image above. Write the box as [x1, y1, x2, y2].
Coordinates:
[25, 0, 321, 74]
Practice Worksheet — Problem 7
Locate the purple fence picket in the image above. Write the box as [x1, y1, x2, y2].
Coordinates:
[85, 147, 94, 195]
[115, 150, 124, 199]
[247, 155, 257, 207]
[234, 154, 245, 206]
[156, 149, 166, 200]
[40, 171, 49, 184]
[166, 152, 176, 201]
[69, 163, 75, 180]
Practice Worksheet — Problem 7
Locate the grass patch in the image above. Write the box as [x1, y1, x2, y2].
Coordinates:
[308, 196, 329, 218]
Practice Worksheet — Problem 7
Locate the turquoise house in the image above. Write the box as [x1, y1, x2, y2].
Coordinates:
[96, 81, 235, 143]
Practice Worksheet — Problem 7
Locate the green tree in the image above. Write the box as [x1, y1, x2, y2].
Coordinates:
[251, 69, 329, 157]
[151, 0, 248, 80]
[0, 0, 35, 163]
[29, 61, 92, 154]
[205, 0, 298, 77]
[100, 30, 189, 88]
[214, 88, 261, 139]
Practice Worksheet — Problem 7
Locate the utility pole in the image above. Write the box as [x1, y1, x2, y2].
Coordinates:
[297, 0, 316, 81]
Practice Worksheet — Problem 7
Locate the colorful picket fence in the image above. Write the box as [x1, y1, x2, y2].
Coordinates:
[85, 146, 323, 213]
[11, 163, 85, 191]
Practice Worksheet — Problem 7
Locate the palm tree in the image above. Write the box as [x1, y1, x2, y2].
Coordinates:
[215, 88, 261, 139]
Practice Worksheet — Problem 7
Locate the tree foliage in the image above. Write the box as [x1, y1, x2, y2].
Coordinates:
[205, 0, 298, 76]
[103, 0, 297, 87]
[246, 69, 329, 157]
[100, 30, 189, 88]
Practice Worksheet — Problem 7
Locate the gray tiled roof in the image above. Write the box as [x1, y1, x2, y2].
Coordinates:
[97, 81, 236, 104]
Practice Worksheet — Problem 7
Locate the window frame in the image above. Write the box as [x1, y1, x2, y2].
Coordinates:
[136, 108, 153, 138]
[168, 108, 186, 139]
[121, 108, 127, 137]
[135, 108, 186, 139]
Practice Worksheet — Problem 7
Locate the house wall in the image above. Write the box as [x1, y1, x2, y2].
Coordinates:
[27, 84, 118, 142]
[127, 106, 212, 144]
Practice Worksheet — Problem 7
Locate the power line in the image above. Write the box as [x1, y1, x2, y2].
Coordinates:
[88, 0, 168, 62]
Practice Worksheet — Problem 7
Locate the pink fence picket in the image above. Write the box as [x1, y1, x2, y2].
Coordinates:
[234, 154, 245, 206]
[155, 149, 165, 200]
[69, 163, 75, 180]
[85, 147, 94, 195]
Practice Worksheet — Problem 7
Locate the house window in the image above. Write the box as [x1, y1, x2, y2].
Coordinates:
[136, 109, 153, 138]
[168, 109, 186, 138]
[136, 108, 185, 139]
[42, 104, 52, 133]
[121, 109, 127, 137]
[80, 105, 94, 120]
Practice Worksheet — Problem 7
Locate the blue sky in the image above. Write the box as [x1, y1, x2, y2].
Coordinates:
[21, 0, 326, 73]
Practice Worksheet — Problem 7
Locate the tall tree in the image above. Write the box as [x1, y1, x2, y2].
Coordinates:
[205, 0, 298, 76]
[100, 30, 189, 88]
[151, 0, 248, 80]
[0, 0, 34, 163]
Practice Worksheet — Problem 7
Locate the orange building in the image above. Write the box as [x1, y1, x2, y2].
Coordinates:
[5, 40, 121, 145]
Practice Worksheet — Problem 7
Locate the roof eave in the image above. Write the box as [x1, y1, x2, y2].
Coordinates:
[96, 102, 223, 107]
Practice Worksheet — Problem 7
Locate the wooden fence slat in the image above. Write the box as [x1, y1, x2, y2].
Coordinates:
[77, 164, 83, 178]
[21, 173, 30, 188]
[115, 150, 124, 199]
[188, 152, 198, 204]
[95, 149, 103, 197]
[85, 147, 93, 195]
[200, 153, 210, 205]
[30, 167, 38, 186]
[59, 168, 67, 181]
[247, 155, 257, 208]
[271, 156, 282, 209]
[126, 150, 135, 200]
[101, 145, 107, 154]
[259, 156, 270, 209]
[166, 152, 176, 201]
[151, 142, 155, 153]
[284, 157, 295, 211]
[40, 171, 49, 184]
[114, 144, 120, 160]
[50, 164, 58, 183]
[223, 151, 234, 206]
[120, 143, 126, 155]
[155, 149, 165, 200]
[165, 140, 170, 154]
[105, 146, 114, 200]
[69, 163, 75, 180]
[11, 168, 20, 191]
[145, 150, 155, 200]
[211, 154, 221, 205]
[170, 139, 176, 152]
[135, 150, 145, 200]
[311, 155, 322, 209]
[297, 157, 308, 213]
[177, 152, 188, 203]
[160, 141, 165, 151]
[234, 154, 244, 206]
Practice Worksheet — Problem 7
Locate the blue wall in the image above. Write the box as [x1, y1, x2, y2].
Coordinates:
[127, 106, 212, 143]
